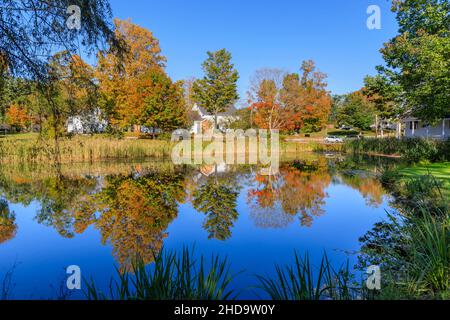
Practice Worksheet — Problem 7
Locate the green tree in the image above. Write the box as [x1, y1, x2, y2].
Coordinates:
[375, 0, 450, 123]
[329, 94, 347, 124]
[0, 0, 123, 81]
[336, 91, 375, 131]
[193, 49, 239, 129]
[140, 69, 188, 132]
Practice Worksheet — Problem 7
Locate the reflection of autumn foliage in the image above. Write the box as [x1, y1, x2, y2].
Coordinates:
[0, 199, 17, 244]
[341, 174, 385, 207]
[74, 171, 186, 268]
[0, 174, 97, 238]
[34, 177, 98, 238]
[248, 159, 331, 227]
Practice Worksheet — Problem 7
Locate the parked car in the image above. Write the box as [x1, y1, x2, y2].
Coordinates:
[324, 136, 344, 143]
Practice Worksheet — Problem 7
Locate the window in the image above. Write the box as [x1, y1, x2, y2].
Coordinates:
[409, 121, 419, 130]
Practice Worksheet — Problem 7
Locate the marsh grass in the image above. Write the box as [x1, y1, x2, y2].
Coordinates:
[256, 252, 361, 300]
[1, 264, 17, 300]
[0, 135, 174, 163]
[0, 134, 321, 164]
[345, 137, 450, 163]
[85, 247, 237, 300]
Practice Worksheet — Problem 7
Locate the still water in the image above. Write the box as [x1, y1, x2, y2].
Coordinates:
[0, 154, 395, 299]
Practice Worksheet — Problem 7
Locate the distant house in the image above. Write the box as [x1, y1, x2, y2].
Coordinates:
[67, 109, 107, 134]
[404, 117, 450, 140]
[190, 104, 238, 134]
[0, 124, 11, 134]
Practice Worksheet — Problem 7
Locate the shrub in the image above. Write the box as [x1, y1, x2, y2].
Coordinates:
[345, 138, 449, 164]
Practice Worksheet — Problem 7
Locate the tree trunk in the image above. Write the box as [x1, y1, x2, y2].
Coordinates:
[214, 112, 218, 130]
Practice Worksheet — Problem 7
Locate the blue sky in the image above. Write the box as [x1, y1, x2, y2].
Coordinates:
[108, 0, 398, 102]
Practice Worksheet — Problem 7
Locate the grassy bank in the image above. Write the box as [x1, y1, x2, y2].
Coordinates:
[0, 133, 331, 164]
[344, 137, 450, 163]
[396, 162, 450, 196]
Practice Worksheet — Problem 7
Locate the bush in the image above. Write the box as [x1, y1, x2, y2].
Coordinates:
[345, 138, 449, 164]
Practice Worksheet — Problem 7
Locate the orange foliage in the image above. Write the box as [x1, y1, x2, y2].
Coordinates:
[251, 101, 295, 131]
[96, 19, 167, 129]
[5, 104, 30, 130]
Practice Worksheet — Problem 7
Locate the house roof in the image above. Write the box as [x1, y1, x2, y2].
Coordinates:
[403, 117, 450, 122]
[0, 124, 11, 130]
[195, 104, 237, 117]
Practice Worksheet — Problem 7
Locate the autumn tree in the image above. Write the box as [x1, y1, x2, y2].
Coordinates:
[96, 19, 186, 132]
[193, 49, 239, 129]
[280, 61, 332, 133]
[5, 104, 30, 131]
[248, 69, 293, 131]
[35, 51, 99, 137]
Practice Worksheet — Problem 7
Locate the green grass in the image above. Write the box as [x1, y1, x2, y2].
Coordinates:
[397, 162, 450, 195]
[0, 132, 39, 141]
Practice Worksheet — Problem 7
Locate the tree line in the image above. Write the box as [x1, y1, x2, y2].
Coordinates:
[0, 0, 448, 137]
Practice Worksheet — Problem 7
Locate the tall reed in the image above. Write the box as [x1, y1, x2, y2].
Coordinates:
[256, 252, 360, 300]
[85, 247, 236, 300]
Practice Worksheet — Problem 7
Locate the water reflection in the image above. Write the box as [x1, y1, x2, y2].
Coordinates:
[0, 155, 395, 268]
[248, 159, 331, 227]
[0, 199, 16, 244]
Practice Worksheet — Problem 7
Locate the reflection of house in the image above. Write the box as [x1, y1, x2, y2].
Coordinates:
[199, 163, 228, 177]
[67, 109, 107, 134]
[190, 104, 237, 134]
[404, 117, 450, 139]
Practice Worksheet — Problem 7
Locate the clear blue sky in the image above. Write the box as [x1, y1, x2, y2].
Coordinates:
[108, 0, 398, 103]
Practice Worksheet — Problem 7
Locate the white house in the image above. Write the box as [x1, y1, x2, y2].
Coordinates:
[67, 109, 108, 134]
[404, 117, 450, 140]
[190, 103, 238, 134]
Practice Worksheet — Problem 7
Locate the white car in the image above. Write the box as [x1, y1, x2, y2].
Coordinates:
[324, 136, 344, 143]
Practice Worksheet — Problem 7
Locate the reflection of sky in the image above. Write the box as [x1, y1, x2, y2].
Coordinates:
[0, 178, 389, 299]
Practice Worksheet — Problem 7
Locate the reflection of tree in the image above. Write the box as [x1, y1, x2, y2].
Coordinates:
[0, 164, 188, 268]
[249, 204, 294, 229]
[340, 173, 385, 207]
[35, 176, 98, 238]
[192, 176, 240, 241]
[0, 199, 17, 244]
[248, 159, 331, 227]
[0, 172, 97, 238]
[75, 171, 186, 268]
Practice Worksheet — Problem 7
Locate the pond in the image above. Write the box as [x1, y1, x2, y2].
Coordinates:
[0, 153, 398, 299]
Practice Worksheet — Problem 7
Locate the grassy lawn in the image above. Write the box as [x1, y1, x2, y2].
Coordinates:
[398, 162, 450, 194]
[0, 132, 40, 141]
